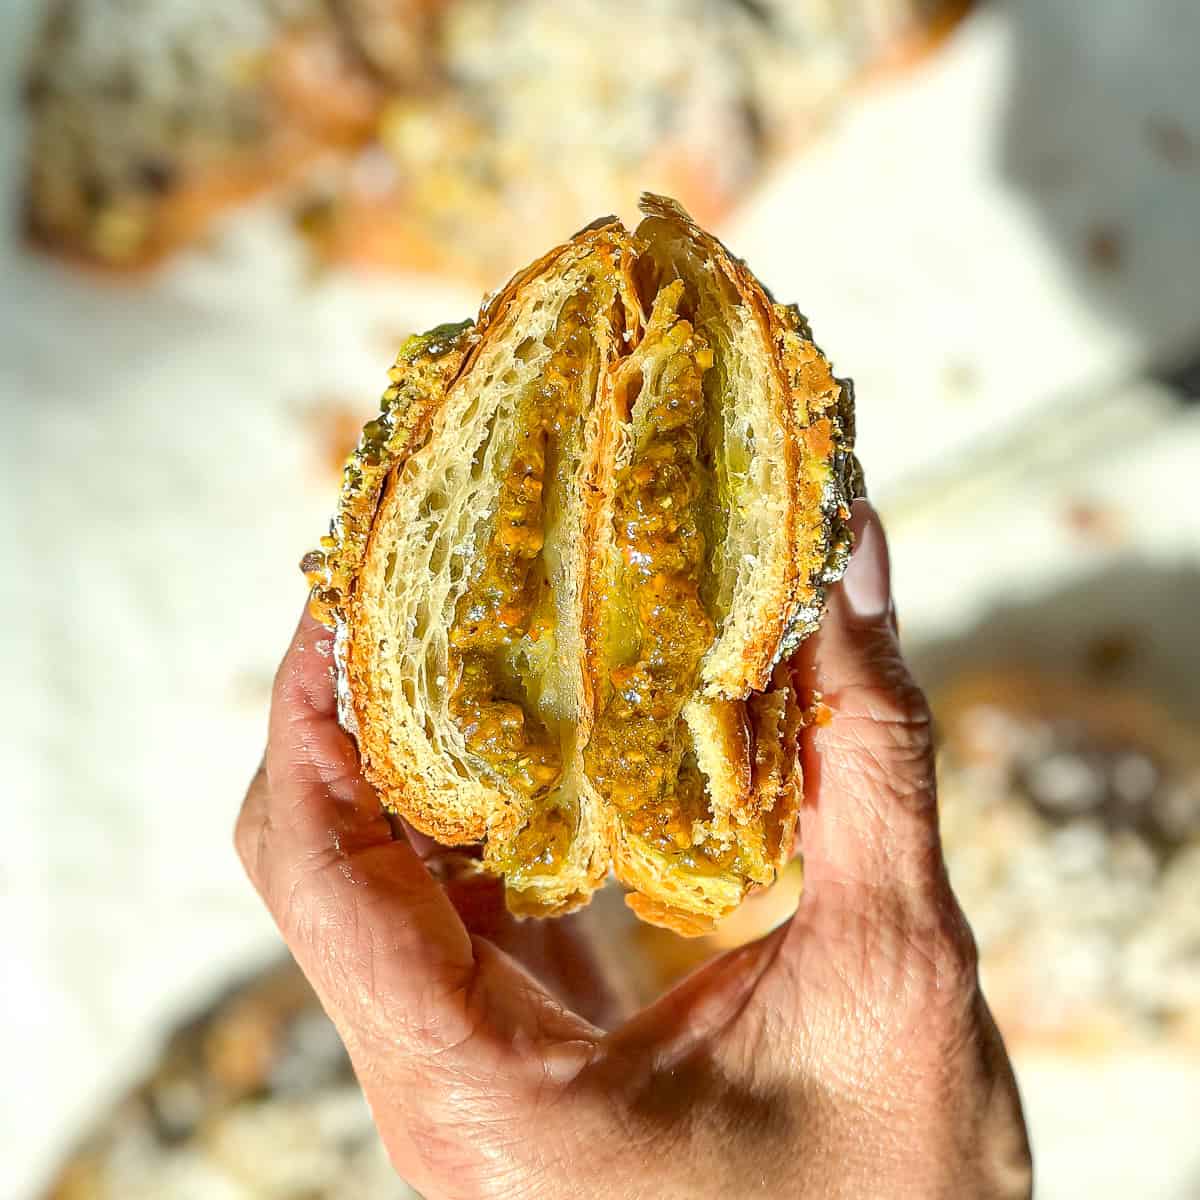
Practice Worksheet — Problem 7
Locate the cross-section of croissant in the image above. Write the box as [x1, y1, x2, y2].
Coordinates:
[303, 196, 862, 935]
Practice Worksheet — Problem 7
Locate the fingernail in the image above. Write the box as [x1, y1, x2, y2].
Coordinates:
[841, 499, 893, 625]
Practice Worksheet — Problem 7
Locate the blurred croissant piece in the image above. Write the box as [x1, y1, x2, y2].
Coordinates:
[304, 196, 861, 933]
[23, 0, 969, 275]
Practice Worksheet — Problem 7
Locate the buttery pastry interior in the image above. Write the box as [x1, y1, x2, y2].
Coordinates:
[304, 196, 860, 933]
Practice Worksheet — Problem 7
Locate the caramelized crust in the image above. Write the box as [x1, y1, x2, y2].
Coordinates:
[305, 196, 862, 933]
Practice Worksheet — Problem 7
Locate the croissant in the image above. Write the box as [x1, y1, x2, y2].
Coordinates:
[303, 195, 862, 934]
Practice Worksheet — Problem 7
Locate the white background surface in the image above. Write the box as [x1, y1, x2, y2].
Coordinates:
[3, 2, 1200, 1197]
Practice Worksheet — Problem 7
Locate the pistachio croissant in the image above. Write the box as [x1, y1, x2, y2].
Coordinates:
[304, 196, 861, 934]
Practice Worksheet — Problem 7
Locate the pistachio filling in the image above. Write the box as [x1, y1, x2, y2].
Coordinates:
[493, 795, 578, 879]
[584, 308, 719, 849]
[622, 742, 707, 847]
[447, 291, 594, 808]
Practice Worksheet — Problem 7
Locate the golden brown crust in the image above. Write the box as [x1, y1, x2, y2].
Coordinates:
[304, 196, 860, 932]
[302, 318, 478, 627]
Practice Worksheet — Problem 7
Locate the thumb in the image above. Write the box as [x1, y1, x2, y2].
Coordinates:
[793, 499, 947, 902]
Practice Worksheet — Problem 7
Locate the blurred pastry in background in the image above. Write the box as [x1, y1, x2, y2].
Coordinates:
[24, 0, 969, 278]
[43, 962, 412, 1200]
[301, 0, 971, 278]
[23, 0, 388, 269]
[934, 668, 1200, 1054]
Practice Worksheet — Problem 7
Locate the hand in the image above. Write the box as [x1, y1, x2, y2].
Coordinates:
[236, 500, 1032, 1199]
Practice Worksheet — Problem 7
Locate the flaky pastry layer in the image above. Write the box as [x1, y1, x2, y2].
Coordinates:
[304, 195, 862, 934]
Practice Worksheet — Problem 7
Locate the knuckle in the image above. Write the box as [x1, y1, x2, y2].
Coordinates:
[840, 626, 934, 731]
[861, 669, 933, 745]
[829, 701, 936, 814]
[830, 639, 933, 757]
[282, 847, 477, 1048]
[279, 845, 358, 946]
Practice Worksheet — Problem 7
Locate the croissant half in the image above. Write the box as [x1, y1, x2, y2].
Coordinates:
[303, 196, 862, 934]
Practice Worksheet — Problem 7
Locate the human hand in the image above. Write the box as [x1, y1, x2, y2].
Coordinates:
[236, 500, 1032, 1199]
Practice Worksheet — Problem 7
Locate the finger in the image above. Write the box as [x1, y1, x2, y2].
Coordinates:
[392, 818, 505, 939]
[393, 828, 622, 1028]
[398, 816, 484, 864]
[792, 499, 947, 902]
[236, 607, 610, 1195]
[234, 607, 477, 1058]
